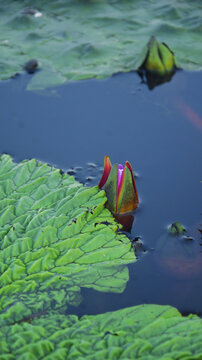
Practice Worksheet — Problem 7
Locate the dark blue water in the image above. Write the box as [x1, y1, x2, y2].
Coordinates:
[0, 70, 201, 315]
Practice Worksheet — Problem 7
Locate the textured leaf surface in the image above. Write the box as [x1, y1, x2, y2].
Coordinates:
[0, 0, 202, 90]
[0, 154, 135, 326]
[1, 304, 202, 359]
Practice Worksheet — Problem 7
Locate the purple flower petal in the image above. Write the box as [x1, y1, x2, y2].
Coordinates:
[117, 164, 124, 194]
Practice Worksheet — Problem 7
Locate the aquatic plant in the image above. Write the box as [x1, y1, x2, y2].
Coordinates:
[0, 154, 202, 358]
[168, 222, 185, 235]
[0, 154, 136, 327]
[140, 36, 175, 75]
[1, 303, 202, 359]
[0, 1, 202, 90]
[99, 156, 139, 215]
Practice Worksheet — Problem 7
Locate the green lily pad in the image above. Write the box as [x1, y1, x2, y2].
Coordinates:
[0, 154, 135, 326]
[0, 1, 202, 90]
[1, 304, 202, 359]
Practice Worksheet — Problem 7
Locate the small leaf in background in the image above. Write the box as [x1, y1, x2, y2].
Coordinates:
[168, 222, 185, 236]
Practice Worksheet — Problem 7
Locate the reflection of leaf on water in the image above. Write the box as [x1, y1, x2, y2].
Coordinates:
[0, 1, 202, 90]
[1, 304, 202, 359]
[0, 154, 135, 326]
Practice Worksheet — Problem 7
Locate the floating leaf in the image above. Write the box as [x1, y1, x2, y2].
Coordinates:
[0, 154, 135, 326]
[0, 1, 202, 90]
[0, 304, 202, 359]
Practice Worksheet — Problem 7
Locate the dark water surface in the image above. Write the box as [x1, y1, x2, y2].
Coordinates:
[0, 70, 202, 316]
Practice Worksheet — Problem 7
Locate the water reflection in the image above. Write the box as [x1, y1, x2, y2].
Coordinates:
[155, 226, 202, 280]
[114, 213, 134, 232]
[138, 69, 176, 90]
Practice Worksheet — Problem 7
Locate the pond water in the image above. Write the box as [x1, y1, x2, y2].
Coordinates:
[0, 70, 201, 316]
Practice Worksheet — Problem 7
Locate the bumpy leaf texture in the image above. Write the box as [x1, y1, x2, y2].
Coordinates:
[0, 0, 202, 90]
[0, 155, 202, 359]
[0, 154, 135, 327]
[1, 304, 202, 359]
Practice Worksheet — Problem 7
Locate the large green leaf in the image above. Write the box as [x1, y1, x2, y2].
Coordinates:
[1, 304, 202, 359]
[0, 0, 202, 90]
[0, 154, 135, 325]
[0, 156, 201, 358]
